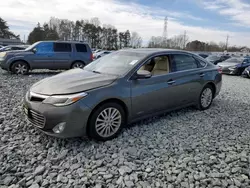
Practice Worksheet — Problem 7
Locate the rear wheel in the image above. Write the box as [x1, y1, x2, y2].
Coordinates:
[197, 85, 214, 110]
[88, 102, 125, 141]
[71, 61, 85, 69]
[11, 61, 29, 75]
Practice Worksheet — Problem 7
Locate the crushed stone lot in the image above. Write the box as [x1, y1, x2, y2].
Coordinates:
[1, 69, 250, 188]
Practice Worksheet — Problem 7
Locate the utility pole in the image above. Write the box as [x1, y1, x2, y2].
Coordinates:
[183, 30, 187, 49]
[225, 34, 229, 51]
[162, 16, 168, 48]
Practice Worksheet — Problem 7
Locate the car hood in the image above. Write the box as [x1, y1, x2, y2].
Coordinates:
[217, 62, 239, 67]
[30, 69, 118, 95]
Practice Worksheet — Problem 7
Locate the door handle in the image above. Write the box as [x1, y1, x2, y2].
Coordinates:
[200, 73, 205, 77]
[167, 80, 175, 85]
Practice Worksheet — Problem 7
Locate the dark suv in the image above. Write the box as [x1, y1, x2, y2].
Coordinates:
[0, 41, 93, 74]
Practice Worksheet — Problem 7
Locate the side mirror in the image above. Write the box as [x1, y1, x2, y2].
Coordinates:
[133, 70, 152, 79]
[31, 48, 37, 53]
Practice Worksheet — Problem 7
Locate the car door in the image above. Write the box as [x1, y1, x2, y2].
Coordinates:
[130, 54, 178, 118]
[168, 53, 204, 106]
[53, 42, 72, 69]
[29, 42, 55, 69]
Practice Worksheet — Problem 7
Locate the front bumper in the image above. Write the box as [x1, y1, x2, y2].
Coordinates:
[0, 59, 8, 70]
[23, 92, 92, 138]
[221, 67, 238, 75]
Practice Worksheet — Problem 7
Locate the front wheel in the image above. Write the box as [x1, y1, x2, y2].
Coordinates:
[88, 102, 125, 141]
[71, 61, 85, 69]
[11, 61, 29, 75]
[197, 85, 214, 110]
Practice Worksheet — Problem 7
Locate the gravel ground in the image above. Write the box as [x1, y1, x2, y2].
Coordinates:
[1, 69, 250, 188]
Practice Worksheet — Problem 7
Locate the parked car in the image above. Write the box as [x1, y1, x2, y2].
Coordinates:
[23, 49, 222, 141]
[244, 55, 250, 59]
[198, 53, 209, 58]
[0, 45, 27, 52]
[94, 51, 112, 59]
[217, 57, 250, 75]
[0, 41, 93, 74]
[241, 66, 250, 78]
[94, 49, 102, 53]
[206, 55, 230, 65]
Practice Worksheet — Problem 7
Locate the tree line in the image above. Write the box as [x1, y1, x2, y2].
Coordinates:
[0, 16, 247, 52]
[0, 17, 19, 39]
[147, 34, 248, 52]
[28, 17, 142, 50]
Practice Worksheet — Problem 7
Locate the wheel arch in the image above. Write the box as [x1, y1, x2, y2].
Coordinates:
[70, 60, 86, 68]
[204, 82, 216, 98]
[86, 98, 129, 134]
[10, 59, 30, 70]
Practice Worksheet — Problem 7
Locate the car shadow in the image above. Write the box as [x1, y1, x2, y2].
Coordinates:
[28, 70, 63, 76]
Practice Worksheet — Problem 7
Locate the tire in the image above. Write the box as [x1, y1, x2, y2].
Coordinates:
[197, 85, 214, 111]
[11, 61, 29, 75]
[88, 102, 125, 141]
[71, 61, 85, 69]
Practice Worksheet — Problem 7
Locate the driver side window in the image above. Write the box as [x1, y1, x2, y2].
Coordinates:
[35, 42, 54, 53]
[139, 55, 170, 76]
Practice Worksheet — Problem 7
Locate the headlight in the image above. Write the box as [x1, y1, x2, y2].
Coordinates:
[228, 66, 237, 71]
[0, 52, 6, 58]
[43, 92, 87, 106]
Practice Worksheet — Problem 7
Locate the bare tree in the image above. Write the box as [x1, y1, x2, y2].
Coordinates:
[130, 32, 142, 48]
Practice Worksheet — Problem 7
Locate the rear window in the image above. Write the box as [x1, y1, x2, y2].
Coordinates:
[54, 43, 72, 52]
[75, 44, 87, 52]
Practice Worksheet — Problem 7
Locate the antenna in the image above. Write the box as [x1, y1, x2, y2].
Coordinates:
[162, 16, 168, 47]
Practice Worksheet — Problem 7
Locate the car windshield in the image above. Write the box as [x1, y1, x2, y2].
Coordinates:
[206, 55, 219, 60]
[224, 58, 244, 63]
[84, 51, 146, 76]
[25, 42, 40, 51]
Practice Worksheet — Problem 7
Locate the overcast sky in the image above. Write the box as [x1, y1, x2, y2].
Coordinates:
[1, 0, 250, 47]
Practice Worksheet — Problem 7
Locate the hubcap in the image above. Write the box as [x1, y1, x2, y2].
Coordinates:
[73, 63, 84, 69]
[15, 64, 27, 74]
[95, 108, 122, 138]
[201, 88, 213, 108]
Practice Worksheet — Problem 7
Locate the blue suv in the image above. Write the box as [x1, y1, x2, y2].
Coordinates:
[0, 41, 93, 74]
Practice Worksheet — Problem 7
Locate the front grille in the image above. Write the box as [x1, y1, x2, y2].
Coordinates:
[27, 110, 46, 128]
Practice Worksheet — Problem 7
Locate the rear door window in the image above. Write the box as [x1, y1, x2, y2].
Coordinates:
[54, 43, 72, 52]
[171, 54, 198, 72]
[194, 56, 207, 67]
[75, 44, 87, 52]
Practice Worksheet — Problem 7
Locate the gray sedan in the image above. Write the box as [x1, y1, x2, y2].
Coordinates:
[23, 49, 222, 141]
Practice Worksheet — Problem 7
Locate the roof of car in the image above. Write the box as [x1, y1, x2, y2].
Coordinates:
[37, 40, 89, 45]
[120, 48, 191, 54]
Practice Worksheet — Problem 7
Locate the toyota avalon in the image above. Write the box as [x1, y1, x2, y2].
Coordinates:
[23, 49, 222, 141]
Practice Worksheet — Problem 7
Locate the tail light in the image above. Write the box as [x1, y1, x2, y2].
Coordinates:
[218, 67, 222, 74]
[91, 53, 94, 61]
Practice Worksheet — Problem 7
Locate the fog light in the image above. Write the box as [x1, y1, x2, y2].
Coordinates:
[53, 122, 66, 134]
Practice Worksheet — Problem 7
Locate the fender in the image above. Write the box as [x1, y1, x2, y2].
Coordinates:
[6, 56, 32, 70]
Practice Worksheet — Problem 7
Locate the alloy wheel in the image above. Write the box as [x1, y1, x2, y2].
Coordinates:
[95, 107, 122, 138]
[15, 64, 28, 74]
[201, 88, 213, 108]
[73, 63, 84, 69]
